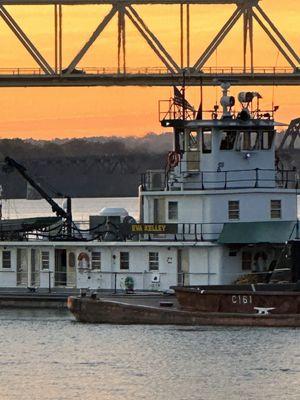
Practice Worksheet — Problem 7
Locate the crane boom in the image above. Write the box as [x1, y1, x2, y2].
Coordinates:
[4, 156, 73, 235]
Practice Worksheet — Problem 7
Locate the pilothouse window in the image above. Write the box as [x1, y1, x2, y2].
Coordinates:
[237, 131, 259, 151]
[261, 131, 274, 150]
[188, 131, 199, 150]
[202, 130, 212, 153]
[236, 130, 274, 151]
[220, 131, 236, 150]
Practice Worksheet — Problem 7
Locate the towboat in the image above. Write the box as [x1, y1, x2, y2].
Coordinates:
[66, 82, 300, 327]
[0, 83, 299, 302]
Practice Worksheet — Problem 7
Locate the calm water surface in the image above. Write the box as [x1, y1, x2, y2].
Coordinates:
[0, 309, 299, 400]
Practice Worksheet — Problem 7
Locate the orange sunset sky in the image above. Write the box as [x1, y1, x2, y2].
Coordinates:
[0, 0, 299, 139]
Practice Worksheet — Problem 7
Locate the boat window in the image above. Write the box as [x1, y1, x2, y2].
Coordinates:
[261, 131, 274, 150]
[270, 200, 281, 219]
[149, 252, 159, 271]
[120, 252, 129, 270]
[188, 130, 199, 150]
[91, 252, 101, 270]
[2, 251, 11, 269]
[202, 129, 212, 153]
[41, 251, 50, 270]
[228, 201, 240, 220]
[168, 201, 178, 221]
[220, 131, 236, 150]
[237, 131, 259, 151]
[242, 252, 252, 270]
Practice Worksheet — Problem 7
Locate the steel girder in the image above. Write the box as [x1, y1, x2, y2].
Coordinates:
[0, 0, 298, 86]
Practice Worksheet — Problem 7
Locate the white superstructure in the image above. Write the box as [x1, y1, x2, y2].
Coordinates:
[0, 85, 298, 291]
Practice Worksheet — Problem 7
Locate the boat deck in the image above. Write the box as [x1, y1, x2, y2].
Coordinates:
[0, 288, 175, 309]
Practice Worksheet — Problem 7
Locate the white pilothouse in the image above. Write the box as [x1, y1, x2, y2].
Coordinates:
[0, 84, 298, 291]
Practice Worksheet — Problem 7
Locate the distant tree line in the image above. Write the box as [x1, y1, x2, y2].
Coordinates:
[0, 134, 171, 198]
[0, 132, 172, 161]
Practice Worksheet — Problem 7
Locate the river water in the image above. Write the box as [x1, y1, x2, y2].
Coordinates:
[0, 197, 299, 399]
[1, 197, 140, 221]
[0, 308, 299, 400]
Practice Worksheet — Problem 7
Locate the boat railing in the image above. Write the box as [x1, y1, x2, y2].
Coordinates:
[5, 269, 291, 291]
[141, 167, 299, 191]
[11, 222, 224, 242]
[4, 220, 299, 243]
[135, 223, 224, 242]
[5, 270, 221, 291]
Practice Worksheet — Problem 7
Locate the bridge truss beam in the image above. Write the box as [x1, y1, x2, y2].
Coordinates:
[0, 0, 298, 87]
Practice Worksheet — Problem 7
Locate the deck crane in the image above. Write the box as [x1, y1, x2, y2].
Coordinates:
[3, 156, 73, 237]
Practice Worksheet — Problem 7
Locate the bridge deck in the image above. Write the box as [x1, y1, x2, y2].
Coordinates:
[0, 71, 299, 87]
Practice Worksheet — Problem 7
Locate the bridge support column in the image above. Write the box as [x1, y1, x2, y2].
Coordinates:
[117, 4, 126, 74]
[180, 4, 190, 69]
[243, 5, 254, 73]
[54, 4, 62, 73]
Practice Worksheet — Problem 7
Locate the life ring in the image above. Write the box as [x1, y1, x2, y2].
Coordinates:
[78, 252, 90, 268]
[167, 151, 180, 168]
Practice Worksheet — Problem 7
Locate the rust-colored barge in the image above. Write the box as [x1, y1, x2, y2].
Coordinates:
[68, 285, 300, 327]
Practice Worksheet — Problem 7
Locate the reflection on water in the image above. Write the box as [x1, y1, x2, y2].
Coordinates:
[0, 309, 299, 400]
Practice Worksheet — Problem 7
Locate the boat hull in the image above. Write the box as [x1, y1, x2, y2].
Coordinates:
[67, 296, 300, 327]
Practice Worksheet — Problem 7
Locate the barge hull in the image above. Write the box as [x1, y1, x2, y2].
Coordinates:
[67, 297, 300, 327]
[174, 288, 300, 314]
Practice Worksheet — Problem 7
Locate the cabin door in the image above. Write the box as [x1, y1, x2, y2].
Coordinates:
[55, 249, 67, 287]
[177, 249, 190, 286]
[17, 249, 28, 286]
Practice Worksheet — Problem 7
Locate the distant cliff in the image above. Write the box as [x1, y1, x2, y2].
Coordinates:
[0, 134, 171, 198]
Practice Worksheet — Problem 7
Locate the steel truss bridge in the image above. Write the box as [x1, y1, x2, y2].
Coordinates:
[0, 0, 299, 87]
